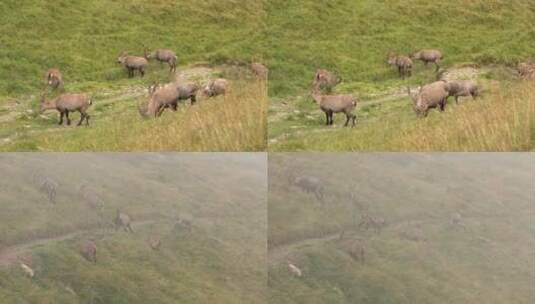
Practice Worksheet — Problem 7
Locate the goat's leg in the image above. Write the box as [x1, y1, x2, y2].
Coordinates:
[351, 114, 356, 127]
[65, 111, 71, 125]
[190, 95, 197, 105]
[344, 113, 351, 127]
[58, 112, 64, 125]
[324, 112, 330, 125]
[77, 112, 85, 126]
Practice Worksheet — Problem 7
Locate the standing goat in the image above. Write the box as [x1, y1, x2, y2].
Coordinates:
[408, 81, 449, 117]
[117, 52, 148, 78]
[115, 210, 134, 233]
[40, 93, 92, 126]
[445, 80, 479, 104]
[81, 240, 97, 263]
[251, 62, 268, 79]
[202, 78, 228, 98]
[387, 52, 413, 79]
[145, 48, 177, 73]
[311, 86, 357, 127]
[313, 69, 342, 93]
[45, 68, 63, 90]
[293, 175, 325, 203]
[32, 172, 58, 204]
[411, 49, 443, 72]
[141, 82, 199, 118]
[359, 214, 386, 234]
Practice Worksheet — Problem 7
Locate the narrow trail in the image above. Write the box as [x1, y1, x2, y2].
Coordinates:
[268, 233, 341, 266]
[0, 219, 157, 267]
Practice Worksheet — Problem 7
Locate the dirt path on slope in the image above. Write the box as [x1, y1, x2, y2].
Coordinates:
[268, 233, 341, 266]
[0, 219, 157, 267]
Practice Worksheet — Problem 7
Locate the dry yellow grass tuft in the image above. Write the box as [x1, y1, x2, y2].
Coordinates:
[130, 79, 268, 151]
[395, 81, 535, 151]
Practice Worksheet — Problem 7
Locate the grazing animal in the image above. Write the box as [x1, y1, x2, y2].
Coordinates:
[81, 240, 97, 263]
[411, 49, 443, 72]
[387, 52, 413, 79]
[400, 225, 426, 242]
[176, 216, 192, 232]
[251, 63, 268, 79]
[313, 69, 342, 92]
[78, 184, 104, 211]
[518, 62, 535, 79]
[450, 212, 467, 230]
[311, 87, 357, 127]
[202, 78, 229, 97]
[117, 52, 148, 78]
[293, 176, 324, 203]
[445, 80, 479, 104]
[141, 82, 199, 118]
[39, 178, 58, 204]
[349, 240, 366, 263]
[45, 68, 63, 89]
[20, 263, 34, 278]
[149, 236, 161, 250]
[115, 210, 134, 233]
[145, 48, 178, 73]
[408, 81, 450, 117]
[40, 93, 92, 126]
[359, 214, 386, 234]
[288, 263, 302, 277]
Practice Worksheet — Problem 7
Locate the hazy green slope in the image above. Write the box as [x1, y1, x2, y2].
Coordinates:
[265, 0, 535, 96]
[268, 154, 535, 303]
[0, 154, 266, 303]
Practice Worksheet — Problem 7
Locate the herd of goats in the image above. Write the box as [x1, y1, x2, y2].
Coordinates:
[309, 49, 535, 126]
[286, 173, 467, 278]
[39, 47, 269, 125]
[14, 170, 193, 279]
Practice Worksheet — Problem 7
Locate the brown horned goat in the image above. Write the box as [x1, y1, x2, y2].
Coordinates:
[411, 49, 444, 72]
[408, 81, 449, 117]
[311, 85, 357, 127]
[81, 240, 97, 263]
[387, 52, 413, 79]
[202, 78, 229, 98]
[251, 62, 268, 79]
[45, 68, 63, 89]
[40, 93, 92, 126]
[444, 80, 479, 104]
[117, 52, 148, 78]
[313, 69, 342, 93]
[141, 81, 199, 118]
[145, 48, 178, 73]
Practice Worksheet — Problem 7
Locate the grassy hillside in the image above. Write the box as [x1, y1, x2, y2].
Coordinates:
[269, 154, 535, 303]
[266, 0, 535, 151]
[0, 1, 267, 151]
[0, 154, 267, 303]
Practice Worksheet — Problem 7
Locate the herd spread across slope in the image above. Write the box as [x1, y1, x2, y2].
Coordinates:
[305, 49, 534, 126]
[39, 48, 268, 125]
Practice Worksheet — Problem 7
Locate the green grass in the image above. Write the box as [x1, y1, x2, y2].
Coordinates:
[265, 0, 535, 97]
[268, 154, 535, 303]
[0, 154, 266, 303]
[265, 0, 535, 151]
[0, 0, 267, 151]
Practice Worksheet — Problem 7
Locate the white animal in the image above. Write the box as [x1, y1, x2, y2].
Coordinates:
[288, 263, 302, 277]
[20, 263, 34, 278]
